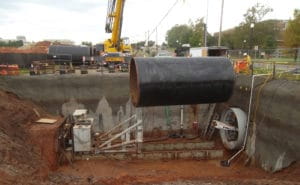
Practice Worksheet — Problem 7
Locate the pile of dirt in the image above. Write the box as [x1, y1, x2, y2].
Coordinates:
[0, 41, 51, 54]
[0, 46, 48, 54]
[0, 90, 92, 185]
[34, 41, 51, 47]
[0, 90, 50, 184]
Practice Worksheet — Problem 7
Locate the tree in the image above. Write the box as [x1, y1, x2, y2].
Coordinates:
[241, 3, 274, 50]
[0, 40, 23, 47]
[207, 34, 217, 46]
[148, 40, 155, 47]
[166, 18, 217, 48]
[189, 18, 205, 47]
[284, 9, 300, 48]
[218, 3, 276, 50]
[253, 20, 279, 49]
[81, 41, 92, 47]
[166, 24, 192, 48]
[284, 9, 300, 61]
[242, 3, 273, 25]
[131, 41, 146, 50]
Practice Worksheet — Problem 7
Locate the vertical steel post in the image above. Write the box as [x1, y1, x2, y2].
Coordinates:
[218, 0, 224, 46]
[136, 124, 143, 153]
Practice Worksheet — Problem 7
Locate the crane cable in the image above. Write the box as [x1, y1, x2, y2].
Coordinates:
[147, 0, 180, 41]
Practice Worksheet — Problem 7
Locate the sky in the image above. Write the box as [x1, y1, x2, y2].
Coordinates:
[0, 0, 299, 45]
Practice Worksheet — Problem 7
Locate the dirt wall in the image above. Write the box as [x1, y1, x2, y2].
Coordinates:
[0, 90, 50, 184]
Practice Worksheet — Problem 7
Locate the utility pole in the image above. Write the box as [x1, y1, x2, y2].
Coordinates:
[156, 27, 158, 51]
[218, 0, 224, 46]
[250, 23, 254, 50]
[204, 0, 209, 47]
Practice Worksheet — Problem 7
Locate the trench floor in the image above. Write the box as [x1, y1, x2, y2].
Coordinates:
[55, 158, 300, 185]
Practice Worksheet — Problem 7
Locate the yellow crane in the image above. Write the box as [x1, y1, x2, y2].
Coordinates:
[103, 0, 132, 71]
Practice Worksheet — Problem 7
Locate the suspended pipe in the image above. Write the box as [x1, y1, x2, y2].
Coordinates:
[130, 57, 235, 107]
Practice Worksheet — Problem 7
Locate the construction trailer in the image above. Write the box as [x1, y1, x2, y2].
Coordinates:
[190, 46, 228, 57]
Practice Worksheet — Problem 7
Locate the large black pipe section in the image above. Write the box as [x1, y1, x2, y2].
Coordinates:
[48, 45, 91, 65]
[130, 57, 235, 107]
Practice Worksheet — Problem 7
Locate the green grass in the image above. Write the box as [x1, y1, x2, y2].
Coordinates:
[252, 58, 298, 64]
[252, 67, 300, 81]
[232, 57, 299, 64]
[275, 73, 300, 81]
[253, 68, 274, 75]
[19, 68, 29, 75]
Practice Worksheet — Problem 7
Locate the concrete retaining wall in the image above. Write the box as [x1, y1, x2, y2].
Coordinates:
[216, 75, 300, 172]
[0, 74, 199, 134]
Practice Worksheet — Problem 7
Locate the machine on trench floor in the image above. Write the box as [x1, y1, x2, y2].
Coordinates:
[59, 109, 144, 163]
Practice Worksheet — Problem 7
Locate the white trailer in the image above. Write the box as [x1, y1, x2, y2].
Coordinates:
[190, 47, 208, 57]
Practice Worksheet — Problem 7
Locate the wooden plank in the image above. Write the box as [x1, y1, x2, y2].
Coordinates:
[36, 118, 57, 124]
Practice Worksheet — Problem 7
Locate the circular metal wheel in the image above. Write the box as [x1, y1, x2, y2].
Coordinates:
[219, 108, 247, 150]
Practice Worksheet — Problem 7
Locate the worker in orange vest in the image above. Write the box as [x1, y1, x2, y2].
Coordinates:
[243, 53, 252, 74]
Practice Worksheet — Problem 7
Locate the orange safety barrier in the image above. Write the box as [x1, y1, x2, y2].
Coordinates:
[234, 60, 249, 73]
[0, 64, 20, 76]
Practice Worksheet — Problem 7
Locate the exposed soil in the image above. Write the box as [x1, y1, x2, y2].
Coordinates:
[57, 159, 300, 185]
[0, 90, 60, 184]
[0, 41, 50, 54]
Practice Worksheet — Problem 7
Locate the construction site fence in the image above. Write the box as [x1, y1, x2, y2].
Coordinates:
[228, 48, 300, 63]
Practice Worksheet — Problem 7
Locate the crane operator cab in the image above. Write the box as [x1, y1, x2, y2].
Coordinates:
[120, 37, 132, 53]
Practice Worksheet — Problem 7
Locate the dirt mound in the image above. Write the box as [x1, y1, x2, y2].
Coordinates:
[0, 90, 50, 184]
[0, 90, 90, 185]
[35, 41, 51, 47]
[0, 43, 48, 54]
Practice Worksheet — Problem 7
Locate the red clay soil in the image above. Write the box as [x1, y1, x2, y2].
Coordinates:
[0, 46, 48, 54]
[0, 90, 59, 184]
[57, 159, 300, 185]
[0, 90, 89, 185]
[29, 117, 64, 171]
[0, 41, 51, 54]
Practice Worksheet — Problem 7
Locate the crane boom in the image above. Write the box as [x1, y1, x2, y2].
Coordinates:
[105, 0, 125, 50]
[102, 0, 132, 72]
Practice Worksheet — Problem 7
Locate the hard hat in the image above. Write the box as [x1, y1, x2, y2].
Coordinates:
[243, 53, 247, 56]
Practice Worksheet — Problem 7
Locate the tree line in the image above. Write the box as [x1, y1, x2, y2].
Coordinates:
[166, 3, 300, 50]
[0, 40, 23, 47]
[166, 18, 215, 48]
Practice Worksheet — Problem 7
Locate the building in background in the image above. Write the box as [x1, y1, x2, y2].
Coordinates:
[16, 36, 26, 44]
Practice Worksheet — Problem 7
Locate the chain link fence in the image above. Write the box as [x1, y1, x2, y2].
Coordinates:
[228, 48, 300, 62]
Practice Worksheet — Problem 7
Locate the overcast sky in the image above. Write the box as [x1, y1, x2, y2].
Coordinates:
[0, 0, 299, 44]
